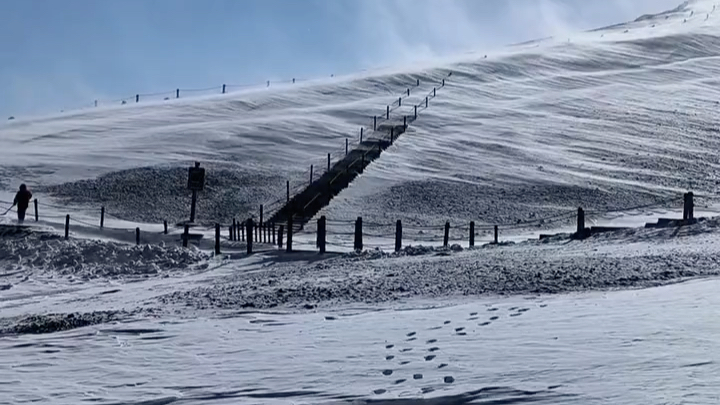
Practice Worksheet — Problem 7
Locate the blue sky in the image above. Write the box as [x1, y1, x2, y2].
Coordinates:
[0, 0, 681, 118]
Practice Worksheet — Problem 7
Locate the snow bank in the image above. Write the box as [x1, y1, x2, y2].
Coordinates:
[158, 218, 720, 311]
[0, 227, 209, 281]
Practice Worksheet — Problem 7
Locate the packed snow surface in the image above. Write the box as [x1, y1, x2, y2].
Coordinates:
[3, 0, 720, 403]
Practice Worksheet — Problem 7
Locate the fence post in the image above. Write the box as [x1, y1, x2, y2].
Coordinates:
[386, 106, 390, 119]
[395, 220, 402, 252]
[426, 97, 428, 108]
[354, 217, 363, 251]
[417, 79, 420, 86]
[33, 199, 38, 222]
[398, 97, 402, 107]
[215, 223, 220, 254]
[442, 79, 445, 87]
[222, 84, 226, 94]
[164, 220, 168, 234]
[228, 225, 232, 241]
[469, 221, 475, 247]
[136, 94, 139, 103]
[246, 219, 254, 254]
[683, 192, 694, 220]
[444, 221, 450, 247]
[433, 88, 436, 97]
[176, 89, 180, 99]
[494, 225, 499, 244]
[327, 153, 331, 172]
[310, 165, 314, 185]
[136, 227, 140, 245]
[689, 192, 694, 220]
[414, 105, 418, 119]
[576, 208, 585, 235]
[241, 221, 245, 241]
[100, 206, 105, 228]
[318, 216, 326, 254]
[272, 222, 276, 244]
[403, 116, 406, 128]
[287, 180, 290, 202]
[407, 88, 410, 96]
[183, 224, 189, 247]
[259, 205, 264, 233]
[373, 116, 377, 130]
[232, 218, 237, 241]
[346, 138, 349, 156]
[265, 223, 269, 243]
[278, 224, 284, 249]
[287, 215, 293, 252]
[65, 215, 70, 239]
[360, 128, 364, 143]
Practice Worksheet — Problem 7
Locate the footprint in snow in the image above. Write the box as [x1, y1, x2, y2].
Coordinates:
[490, 316, 499, 321]
[425, 355, 436, 361]
[519, 308, 530, 313]
[374, 389, 387, 395]
[406, 337, 417, 342]
[428, 347, 440, 352]
[386, 344, 394, 349]
[426, 339, 437, 344]
[470, 312, 478, 316]
[444, 320, 451, 324]
[386, 355, 395, 360]
[438, 363, 448, 369]
[457, 332, 467, 336]
[510, 313, 522, 317]
[455, 327, 465, 332]
[394, 379, 406, 385]
[487, 308, 498, 312]
[468, 317, 479, 321]
[479, 321, 491, 326]
[382, 369, 393, 376]
[400, 348, 412, 353]
[407, 332, 416, 337]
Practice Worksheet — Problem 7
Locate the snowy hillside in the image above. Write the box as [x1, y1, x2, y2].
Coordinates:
[2, 1, 720, 242]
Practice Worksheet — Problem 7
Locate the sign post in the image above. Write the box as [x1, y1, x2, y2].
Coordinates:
[187, 162, 205, 223]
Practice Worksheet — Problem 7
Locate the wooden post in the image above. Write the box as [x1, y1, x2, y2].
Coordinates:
[494, 225, 499, 244]
[241, 221, 245, 241]
[310, 165, 314, 185]
[136, 227, 140, 245]
[232, 218, 237, 241]
[407, 88, 410, 96]
[287, 216, 293, 252]
[176, 89, 180, 99]
[228, 226, 233, 241]
[136, 94, 139, 103]
[684, 192, 694, 220]
[318, 216, 327, 254]
[414, 105, 417, 119]
[34, 199, 38, 222]
[164, 220, 168, 234]
[215, 223, 220, 254]
[360, 128, 364, 143]
[689, 192, 694, 220]
[417, 78, 420, 86]
[327, 153, 331, 172]
[433, 88, 436, 97]
[65, 215, 70, 239]
[442, 79, 445, 87]
[272, 222, 276, 244]
[100, 206, 105, 228]
[373, 116, 377, 130]
[395, 220, 402, 252]
[426, 97, 428, 108]
[386, 106, 390, 119]
[222, 84, 226, 94]
[444, 222, 450, 247]
[354, 217, 363, 251]
[398, 97, 402, 107]
[278, 224, 284, 249]
[346, 138, 349, 155]
[287, 180, 290, 203]
[469, 221, 475, 247]
[576, 208, 585, 235]
[183, 224, 189, 247]
[259, 205, 264, 233]
[246, 219, 254, 254]
[403, 116, 406, 128]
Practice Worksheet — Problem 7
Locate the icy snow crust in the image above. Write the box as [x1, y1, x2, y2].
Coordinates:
[0, 0, 720, 335]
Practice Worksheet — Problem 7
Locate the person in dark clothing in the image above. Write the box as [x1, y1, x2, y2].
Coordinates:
[13, 184, 32, 222]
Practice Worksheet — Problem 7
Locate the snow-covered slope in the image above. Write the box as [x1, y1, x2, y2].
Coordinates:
[1, 0, 719, 234]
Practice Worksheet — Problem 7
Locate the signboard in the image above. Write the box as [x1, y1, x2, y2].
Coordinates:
[188, 163, 205, 191]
